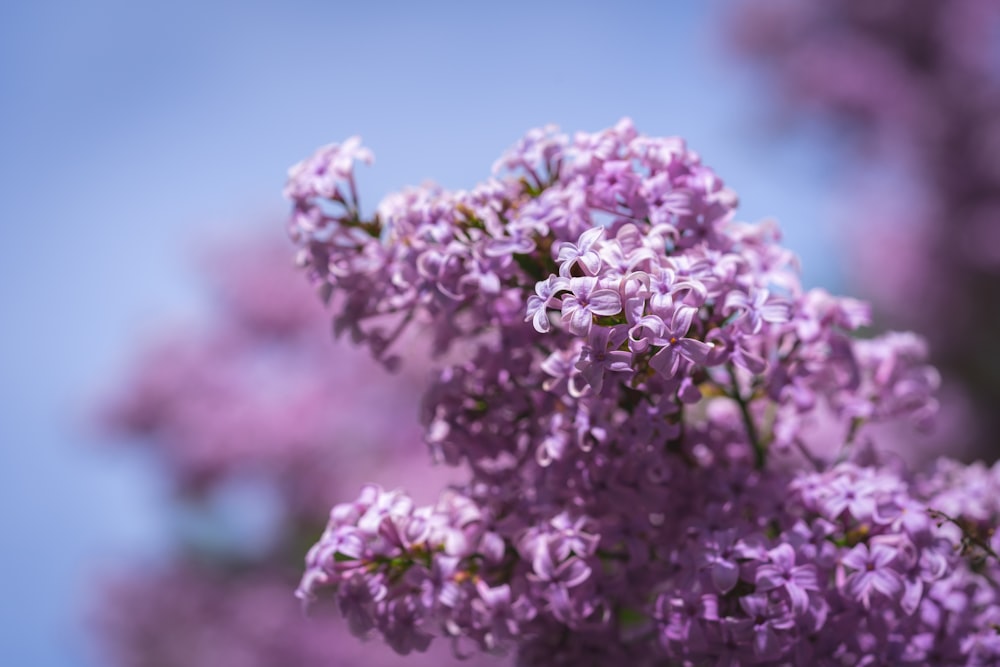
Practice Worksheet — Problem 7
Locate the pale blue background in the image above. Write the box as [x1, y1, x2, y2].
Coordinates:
[0, 2, 842, 665]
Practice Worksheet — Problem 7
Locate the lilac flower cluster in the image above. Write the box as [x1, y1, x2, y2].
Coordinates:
[287, 121, 1000, 664]
[96, 238, 504, 667]
[301, 439, 1000, 665]
[729, 0, 1000, 459]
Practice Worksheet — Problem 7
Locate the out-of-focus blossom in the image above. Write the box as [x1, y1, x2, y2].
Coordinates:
[95, 565, 503, 667]
[101, 239, 441, 514]
[730, 0, 1000, 459]
[94, 237, 504, 666]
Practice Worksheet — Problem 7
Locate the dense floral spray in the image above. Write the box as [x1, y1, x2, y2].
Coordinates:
[285, 121, 1000, 665]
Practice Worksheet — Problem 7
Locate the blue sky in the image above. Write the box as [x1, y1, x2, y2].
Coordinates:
[0, 2, 843, 665]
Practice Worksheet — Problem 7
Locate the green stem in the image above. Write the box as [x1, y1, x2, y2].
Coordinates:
[728, 365, 765, 469]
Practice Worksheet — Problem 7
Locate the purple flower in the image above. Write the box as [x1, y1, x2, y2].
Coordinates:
[755, 543, 820, 615]
[697, 530, 742, 594]
[575, 326, 632, 393]
[379, 597, 435, 655]
[734, 593, 795, 661]
[591, 160, 640, 208]
[530, 546, 592, 589]
[724, 288, 791, 334]
[525, 275, 568, 333]
[818, 474, 878, 521]
[646, 267, 678, 314]
[841, 542, 902, 608]
[284, 136, 373, 203]
[560, 277, 622, 336]
[337, 573, 385, 636]
[557, 226, 605, 277]
[539, 346, 588, 398]
[648, 307, 713, 377]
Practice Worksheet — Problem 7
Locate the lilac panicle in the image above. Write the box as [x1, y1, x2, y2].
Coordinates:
[286, 121, 999, 665]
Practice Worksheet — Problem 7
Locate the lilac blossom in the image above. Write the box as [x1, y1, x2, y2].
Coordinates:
[840, 542, 904, 609]
[282, 121, 1000, 665]
[647, 307, 714, 378]
[574, 326, 632, 394]
[755, 544, 819, 615]
[524, 276, 566, 333]
[556, 225, 605, 278]
[558, 277, 622, 337]
[724, 288, 791, 335]
[284, 136, 373, 204]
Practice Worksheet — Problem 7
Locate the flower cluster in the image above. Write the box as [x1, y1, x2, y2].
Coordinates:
[286, 121, 1000, 664]
[301, 440, 1000, 665]
[729, 0, 1000, 459]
